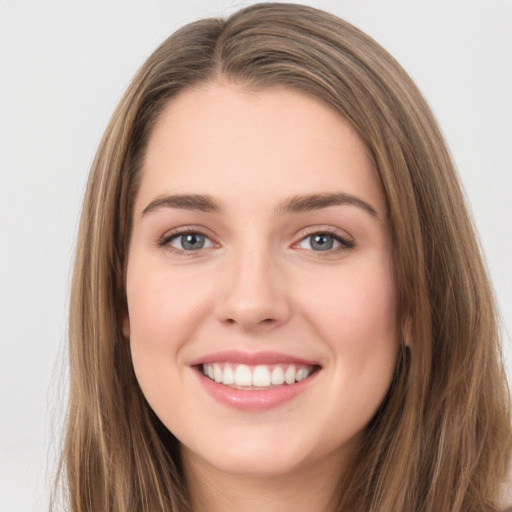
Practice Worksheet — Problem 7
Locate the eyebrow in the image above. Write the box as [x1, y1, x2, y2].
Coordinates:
[141, 194, 223, 216]
[277, 192, 378, 217]
[141, 192, 378, 218]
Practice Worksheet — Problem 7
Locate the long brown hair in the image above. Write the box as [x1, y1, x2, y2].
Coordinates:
[55, 3, 511, 511]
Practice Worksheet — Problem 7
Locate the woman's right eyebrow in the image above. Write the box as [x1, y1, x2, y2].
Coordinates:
[141, 194, 223, 217]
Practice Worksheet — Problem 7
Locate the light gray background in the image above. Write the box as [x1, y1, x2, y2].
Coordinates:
[1, 1, 511, 510]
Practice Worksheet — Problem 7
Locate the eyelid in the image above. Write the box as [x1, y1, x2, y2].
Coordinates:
[158, 225, 218, 251]
[292, 226, 355, 251]
[156, 224, 354, 255]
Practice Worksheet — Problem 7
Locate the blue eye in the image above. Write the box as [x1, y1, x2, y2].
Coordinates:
[310, 233, 335, 251]
[297, 232, 353, 252]
[166, 232, 214, 251]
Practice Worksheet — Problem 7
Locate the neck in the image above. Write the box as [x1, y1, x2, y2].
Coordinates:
[182, 448, 346, 512]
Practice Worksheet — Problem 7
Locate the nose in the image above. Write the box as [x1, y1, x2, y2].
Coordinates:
[214, 247, 291, 332]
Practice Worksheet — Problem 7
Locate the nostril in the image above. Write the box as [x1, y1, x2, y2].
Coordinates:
[223, 317, 277, 328]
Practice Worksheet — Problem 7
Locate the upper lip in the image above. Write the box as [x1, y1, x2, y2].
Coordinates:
[189, 350, 321, 367]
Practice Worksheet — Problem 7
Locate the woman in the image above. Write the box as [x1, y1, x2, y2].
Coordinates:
[55, 3, 512, 511]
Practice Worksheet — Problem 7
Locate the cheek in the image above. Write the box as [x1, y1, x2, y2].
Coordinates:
[299, 261, 398, 367]
[125, 262, 214, 419]
[126, 262, 213, 352]
[301, 263, 399, 428]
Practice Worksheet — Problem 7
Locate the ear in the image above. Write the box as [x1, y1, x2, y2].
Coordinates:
[123, 315, 130, 339]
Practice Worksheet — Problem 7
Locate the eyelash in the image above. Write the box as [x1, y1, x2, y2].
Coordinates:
[157, 227, 216, 255]
[294, 229, 355, 253]
[158, 227, 355, 255]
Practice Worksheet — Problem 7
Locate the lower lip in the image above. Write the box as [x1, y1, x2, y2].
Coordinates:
[196, 369, 319, 411]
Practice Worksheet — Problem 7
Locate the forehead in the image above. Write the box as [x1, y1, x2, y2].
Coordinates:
[136, 81, 385, 216]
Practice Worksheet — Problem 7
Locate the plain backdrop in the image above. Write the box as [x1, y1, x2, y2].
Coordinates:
[1, 0, 511, 510]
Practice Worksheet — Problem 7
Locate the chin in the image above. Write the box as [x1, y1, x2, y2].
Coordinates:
[200, 448, 307, 478]
[181, 427, 334, 479]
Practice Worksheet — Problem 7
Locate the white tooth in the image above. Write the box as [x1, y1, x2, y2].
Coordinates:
[222, 365, 235, 385]
[252, 365, 271, 387]
[271, 366, 285, 385]
[205, 364, 215, 380]
[234, 364, 252, 386]
[296, 367, 309, 382]
[213, 363, 223, 383]
[284, 365, 296, 385]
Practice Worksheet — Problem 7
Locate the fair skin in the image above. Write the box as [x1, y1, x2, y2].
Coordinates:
[124, 81, 400, 512]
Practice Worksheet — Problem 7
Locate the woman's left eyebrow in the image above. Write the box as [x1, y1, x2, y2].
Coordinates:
[276, 192, 378, 217]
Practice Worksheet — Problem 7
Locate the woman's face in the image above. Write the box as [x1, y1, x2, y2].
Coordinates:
[125, 82, 399, 479]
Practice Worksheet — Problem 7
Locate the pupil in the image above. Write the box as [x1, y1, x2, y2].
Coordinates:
[182, 233, 204, 250]
[311, 234, 333, 251]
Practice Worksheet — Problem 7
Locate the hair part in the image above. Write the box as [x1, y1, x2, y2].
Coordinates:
[55, 3, 512, 511]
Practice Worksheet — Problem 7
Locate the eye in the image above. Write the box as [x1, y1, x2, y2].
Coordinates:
[165, 232, 214, 251]
[296, 232, 354, 252]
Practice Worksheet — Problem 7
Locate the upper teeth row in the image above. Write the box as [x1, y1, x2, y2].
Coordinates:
[202, 363, 313, 388]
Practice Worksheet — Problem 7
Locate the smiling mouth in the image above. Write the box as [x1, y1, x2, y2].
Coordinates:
[200, 362, 320, 389]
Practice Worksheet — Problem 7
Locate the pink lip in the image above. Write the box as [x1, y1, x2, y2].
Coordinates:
[190, 350, 321, 412]
[189, 350, 319, 366]
[196, 372, 318, 411]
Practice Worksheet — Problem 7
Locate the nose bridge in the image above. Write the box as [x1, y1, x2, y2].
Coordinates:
[215, 237, 290, 330]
